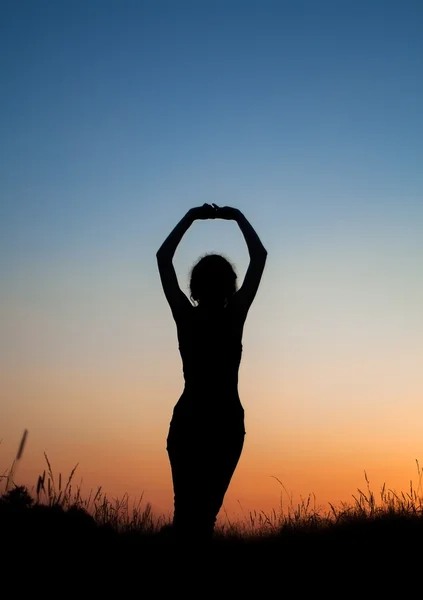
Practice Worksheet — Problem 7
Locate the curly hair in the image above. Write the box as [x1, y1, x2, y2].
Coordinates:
[189, 253, 238, 306]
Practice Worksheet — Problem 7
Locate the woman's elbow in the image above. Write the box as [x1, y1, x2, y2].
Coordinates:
[156, 248, 172, 265]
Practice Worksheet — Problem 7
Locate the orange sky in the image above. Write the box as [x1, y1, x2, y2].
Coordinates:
[2, 341, 422, 524]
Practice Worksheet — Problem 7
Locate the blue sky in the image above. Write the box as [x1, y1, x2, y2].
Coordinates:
[1, 1, 422, 512]
[1, 0, 422, 269]
[1, 0, 422, 362]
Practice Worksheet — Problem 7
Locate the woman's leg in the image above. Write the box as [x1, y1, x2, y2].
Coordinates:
[167, 421, 209, 541]
[167, 421, 245, 542]
[202, 429, 245, 531]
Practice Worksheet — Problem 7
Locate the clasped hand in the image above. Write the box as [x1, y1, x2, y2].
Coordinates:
[189, 203, 240, 221]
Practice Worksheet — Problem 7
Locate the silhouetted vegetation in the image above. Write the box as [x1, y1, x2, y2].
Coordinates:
[1, 453, 422, 590]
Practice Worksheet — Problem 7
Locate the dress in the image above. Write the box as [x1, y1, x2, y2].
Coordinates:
[166, 301, 246, 540]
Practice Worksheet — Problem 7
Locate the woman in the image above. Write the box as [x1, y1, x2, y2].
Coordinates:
[156, 203, 267, 542]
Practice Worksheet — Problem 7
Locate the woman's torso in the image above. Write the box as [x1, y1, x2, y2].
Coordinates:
[172, 302, 245, 423]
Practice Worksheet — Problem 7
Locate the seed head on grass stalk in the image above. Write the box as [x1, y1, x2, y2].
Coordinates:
[6, 429, 28, 491]
[38, 453, 79, 507]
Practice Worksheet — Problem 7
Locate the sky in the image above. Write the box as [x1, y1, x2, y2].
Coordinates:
[1, 0, 422, 522]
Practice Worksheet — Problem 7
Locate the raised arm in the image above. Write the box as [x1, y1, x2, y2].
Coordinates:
[218, 206, 267, 318]
[156, 204, 217, 317]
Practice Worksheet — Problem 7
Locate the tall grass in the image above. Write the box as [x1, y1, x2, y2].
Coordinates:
[1, 430, 166, 535]
[33, 452, 166, 533]
[1, 430, 422, 540]
[216, 460, 423, 541]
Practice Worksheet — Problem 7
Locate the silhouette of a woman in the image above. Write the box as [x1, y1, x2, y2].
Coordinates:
[157, 204, 267, 542]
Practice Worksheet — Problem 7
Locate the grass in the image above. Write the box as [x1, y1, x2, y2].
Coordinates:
[1, 431, 422, 591]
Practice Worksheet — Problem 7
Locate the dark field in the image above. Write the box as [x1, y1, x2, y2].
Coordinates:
[1, 459, 422, 594]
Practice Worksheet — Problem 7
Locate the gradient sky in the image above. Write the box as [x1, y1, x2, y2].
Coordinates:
[1, 0, 422, 521]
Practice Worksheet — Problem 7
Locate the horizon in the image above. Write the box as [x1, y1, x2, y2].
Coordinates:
[3, 428, 422, 523]
[1, 0, 422, 522]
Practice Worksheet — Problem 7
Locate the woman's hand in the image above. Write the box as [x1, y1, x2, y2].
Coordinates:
[214, 205, 241, 221]
[188, 203, 219, 220]
[188, 204, 242, 221]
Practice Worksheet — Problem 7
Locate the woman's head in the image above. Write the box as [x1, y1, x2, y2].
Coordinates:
[189, 253, 237, 307]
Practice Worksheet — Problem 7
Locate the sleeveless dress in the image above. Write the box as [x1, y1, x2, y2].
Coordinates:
[166, 301, 246, 540]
